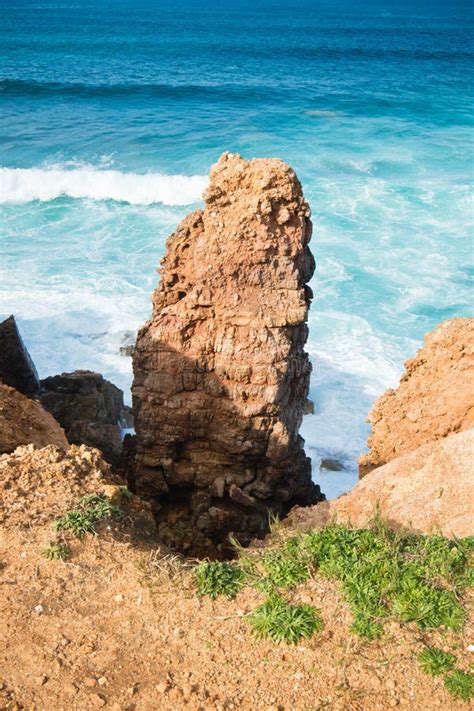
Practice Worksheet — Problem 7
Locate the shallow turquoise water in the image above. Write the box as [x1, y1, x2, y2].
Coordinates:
[1, 0, 473, 496]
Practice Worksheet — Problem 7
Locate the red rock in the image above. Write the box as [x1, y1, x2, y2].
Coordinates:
[335, 429, 474, 538]
[359, 317, 474, 477]
[132, 153, 323, 553]
[0, 383, 68, 455]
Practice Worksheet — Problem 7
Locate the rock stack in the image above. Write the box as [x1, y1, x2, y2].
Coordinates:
[132, 153, 323, 554]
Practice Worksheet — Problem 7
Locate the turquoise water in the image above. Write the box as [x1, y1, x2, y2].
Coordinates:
[1, 0, 473, 496]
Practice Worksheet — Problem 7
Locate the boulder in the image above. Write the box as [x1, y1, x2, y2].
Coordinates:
[0, 383, 68, 454]
[335, 430, 474, 539]
[132, 153, 323, 554]
[0, 315, 39, 396]
[359, 317, 474, 477]
[39, 370, 124, 465]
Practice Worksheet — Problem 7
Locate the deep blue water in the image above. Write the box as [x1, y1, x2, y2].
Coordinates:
[1, 0, 473, 496]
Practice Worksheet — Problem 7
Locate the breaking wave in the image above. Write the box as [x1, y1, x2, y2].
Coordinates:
[0, 166, 208, 206]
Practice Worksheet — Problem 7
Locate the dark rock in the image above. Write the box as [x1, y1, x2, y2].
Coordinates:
[320, 457, 344, 472]
[0, 315, 40, 396]
[39, 370, 124, 465]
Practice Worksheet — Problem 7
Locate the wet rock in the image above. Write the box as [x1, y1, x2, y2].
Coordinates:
[131, 153, 323, 553]
[39, 370, 124, 465]
[320, 457, 344, 472]
[0, 315, 40, 396]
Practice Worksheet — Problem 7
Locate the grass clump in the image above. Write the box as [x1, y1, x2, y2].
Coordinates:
[301, 523, 471, 638]
[418, 646, 456, 676]
[444, 670, 474, 701]
[259, 538, 311, 591]
[53, 494, 124, 538]
[41, 542, 70, 561]
[194, 520, 472, 647]
[195, 561, 244, 600]
[248, 595, 323, 645]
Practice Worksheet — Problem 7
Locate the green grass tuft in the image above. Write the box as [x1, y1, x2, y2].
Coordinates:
[194, 522, 472, 646]
[259, 538, 311, 590]
[53, 494, 124, 538]
[248, 595, 323, 644]
[418, 646, 456, 677]
[444, 670, 474, 701]
[41, 542, 70, 561]
[195, 561, 244, 599]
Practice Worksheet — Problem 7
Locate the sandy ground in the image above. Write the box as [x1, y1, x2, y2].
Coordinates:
[1, 508, 472, 711]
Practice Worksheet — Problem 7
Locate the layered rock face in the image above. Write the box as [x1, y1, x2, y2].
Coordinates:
[39, 370, 124, 465]
[132, 153, 322, 553]
[359, 317, 474, 477]
[0, 383, 68, 455]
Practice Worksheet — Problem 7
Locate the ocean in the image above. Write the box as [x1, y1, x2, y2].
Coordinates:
[1, 0, 473, 497]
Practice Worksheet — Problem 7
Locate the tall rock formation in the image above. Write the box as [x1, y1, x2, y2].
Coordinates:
[359, 317, 474, 477]
[132, 153, 322, 554]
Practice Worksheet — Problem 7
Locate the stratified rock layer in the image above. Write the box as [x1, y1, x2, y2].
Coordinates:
[0, 383, 68, 455]
[132, 153, 322, 553]
[359, 318, 474, 477]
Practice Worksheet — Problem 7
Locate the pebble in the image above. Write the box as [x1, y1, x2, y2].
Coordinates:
[84, 678, 97, 688]
[98, 677, 108, 686]
[389, 700, 399, 707]
[156, 682, 168, 694]
[34, 605, 44, 614]
[90, 693, 106, 708]
[35, 675, 48, 686]
[386, 679, 397, 690]
[467, 644, 474, 652]
[114, 594, 124, 603]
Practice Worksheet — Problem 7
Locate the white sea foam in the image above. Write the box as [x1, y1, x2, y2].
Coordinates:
[0, 166, 208, 205]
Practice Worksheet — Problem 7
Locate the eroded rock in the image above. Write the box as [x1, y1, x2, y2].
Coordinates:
[39, 370, 124, 465]
[359, 317, 474, 477]
[336, 430, 474, 538]
[132, 153, 323, 554]
[0, 383, 68, 455]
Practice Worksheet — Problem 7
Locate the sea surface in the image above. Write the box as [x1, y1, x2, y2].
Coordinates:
[1, 0, 473, 497]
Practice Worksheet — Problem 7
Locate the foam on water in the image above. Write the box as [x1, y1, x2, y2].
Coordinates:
[1, 0, 472, 499]
[0, 166, 208, 206]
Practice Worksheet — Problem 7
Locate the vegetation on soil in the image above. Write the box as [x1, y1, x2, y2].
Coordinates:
[194, 520, 473, 700]
[444, 670, 474, 701]
[248, 594, 323, 644]
[41, 541, 70, 561]
[53, 494, 124, 537]
[418, 645, 456, 676]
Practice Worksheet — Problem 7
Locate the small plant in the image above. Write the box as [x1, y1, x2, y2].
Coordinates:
[195, 561, 244, 599]
[260, 538, 311, 590]
[248, 595, 323, 645]
[119, 485, 133, 499]
[418, 646, 456, 676]
[444, 670, 474, 701]
[41, 542, 70, 561]
[53, 494, 123, 537]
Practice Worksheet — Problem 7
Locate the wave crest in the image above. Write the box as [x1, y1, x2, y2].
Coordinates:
[0, 166, 208, 206]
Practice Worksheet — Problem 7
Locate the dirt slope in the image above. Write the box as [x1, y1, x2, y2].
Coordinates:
[1, 447, 472, 711]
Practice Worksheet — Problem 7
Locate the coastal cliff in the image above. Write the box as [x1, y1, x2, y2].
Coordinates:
[359, 317, 474, 477]
[131, 153, 323, 554]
